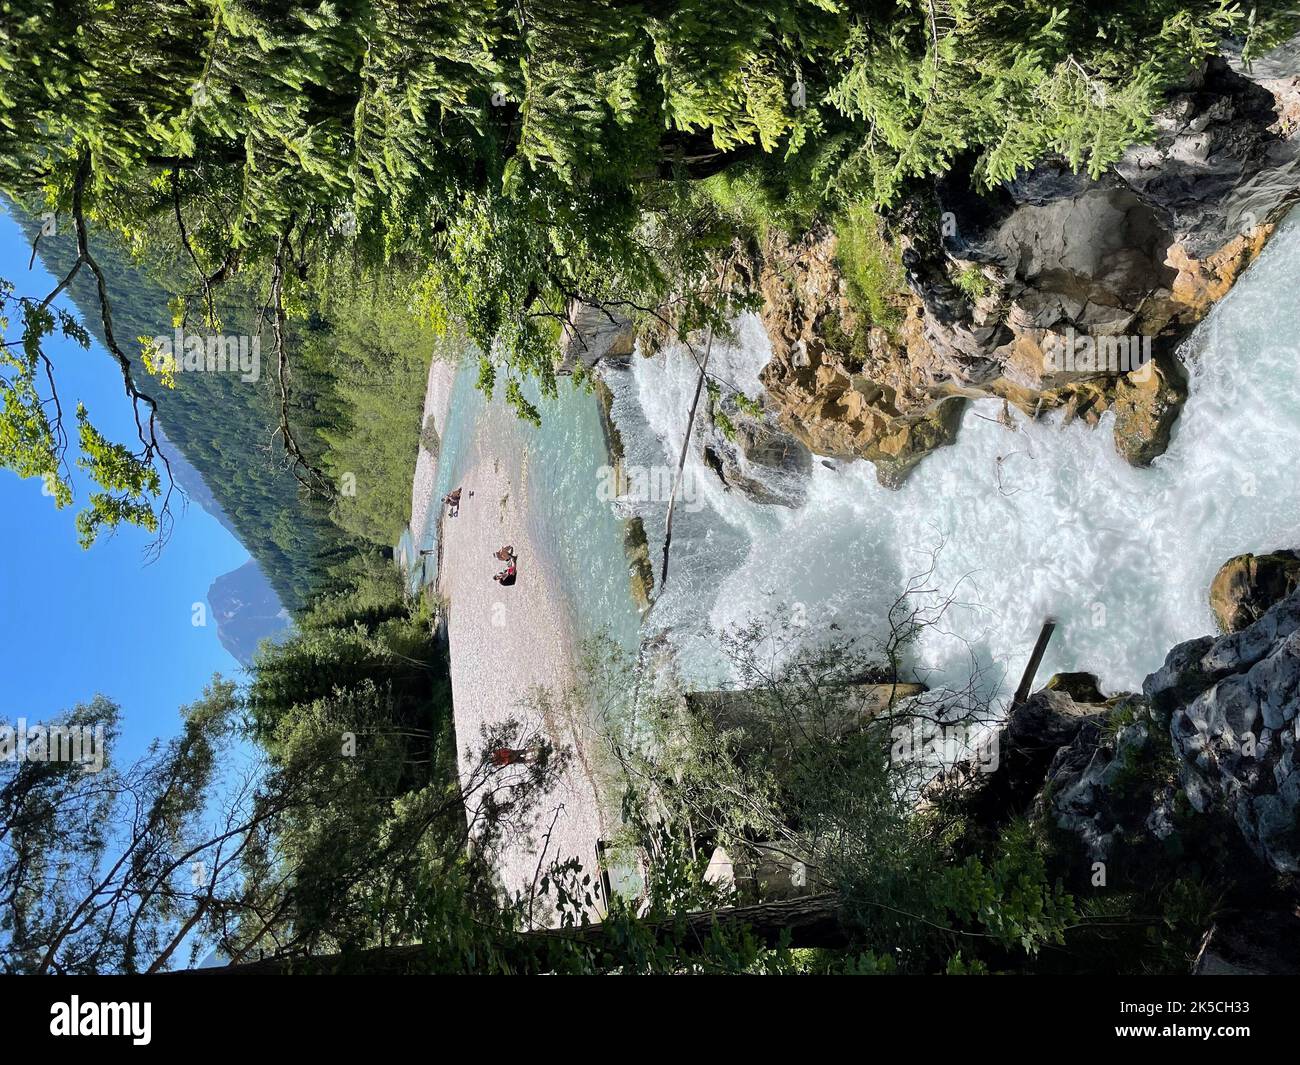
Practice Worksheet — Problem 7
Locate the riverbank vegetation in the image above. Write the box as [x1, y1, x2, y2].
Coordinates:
[302, 264, 442, 548]
[833, 203, 909, 332]
[3, 599, 1231, 974]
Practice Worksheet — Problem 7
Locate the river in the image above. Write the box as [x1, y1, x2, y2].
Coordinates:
[414, 207, 1300, 707]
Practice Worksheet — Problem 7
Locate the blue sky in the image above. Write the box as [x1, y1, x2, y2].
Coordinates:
[0, 208, 250, 764]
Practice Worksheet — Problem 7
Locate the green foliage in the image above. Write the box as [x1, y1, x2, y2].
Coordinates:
[73, 403, 161, 546]
[0, 0, 1292, 574]
[0, 276, 165, 544]
[8, 203, 354, 604]
[583, 618, 1078, 973]
[7, 589, 1228, 974]
[935, 821, 1075, 957]
[1101, 694, 1144, 739]
[1064, 875, 1224, 975]
[0, 281, 80, 503]
[304, 260, 444, 546]
[227, 560, 494, 962]
[945, 951, 989, 975]
[0, 683, 245, 974]
[6, 0, 1284, 466]
[834, 204, 907, 331]
[733, 392, 763, 419]
[823, 1, 1271, 204]
[705, 379, 738, 441]
[953, 263, 991, 303]
[1102, 708, 1179, 814]
[248, 562, 448, 747]
[696, 158, 824, 245]
[698, 169, 781, 245]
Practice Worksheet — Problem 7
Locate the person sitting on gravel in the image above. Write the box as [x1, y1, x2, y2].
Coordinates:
[487, 746, 543, 768]
[493, 559, 517, 585]
[443, 487, 462, 516]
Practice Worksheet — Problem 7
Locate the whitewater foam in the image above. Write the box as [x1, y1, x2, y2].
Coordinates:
[617, 210, 1300, 700]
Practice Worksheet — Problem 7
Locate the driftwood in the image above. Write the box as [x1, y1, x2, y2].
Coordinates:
[686, 681, 926, 732]
[659, 325, 716, 590]
[1012, 619, 1056, 706]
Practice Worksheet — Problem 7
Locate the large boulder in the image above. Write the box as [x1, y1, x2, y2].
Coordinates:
[1209, 550, 1300, 632]
[1043, 589, 1300, 878]
[959, 679, 1112, 828]
[1165, 593, 1300, 875]
[1044, 671, 1107, 703]
[699, 394, 814, 507]
[1110, 353, 1189, 467]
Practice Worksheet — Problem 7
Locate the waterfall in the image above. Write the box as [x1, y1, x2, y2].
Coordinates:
[608, 208, 1300, 700]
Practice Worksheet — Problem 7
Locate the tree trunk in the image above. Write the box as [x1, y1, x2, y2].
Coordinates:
[655, 130, 759, 180]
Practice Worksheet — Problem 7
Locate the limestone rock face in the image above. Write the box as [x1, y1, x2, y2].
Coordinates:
[917, 56, 1298, 462]
[1041, 589, 1300, 877]
[753, 226, 965, 487]
[1114, 57, 1300, 259]
[1162, 592, 1300, 874]
[932, 564, 1300, 955]
[960, 686, 1112, 829]
[591, 371, 656, 610]
[1209, 550, 1300, 633]
[751, 47, 1300, 484]
[624, 516, 655, 612]
[698, 393, 814, 508]
[1037, 702, 1178, 875]
[558, 301, 634, 375]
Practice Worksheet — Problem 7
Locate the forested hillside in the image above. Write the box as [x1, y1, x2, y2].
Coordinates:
[7, 201, 397, 609]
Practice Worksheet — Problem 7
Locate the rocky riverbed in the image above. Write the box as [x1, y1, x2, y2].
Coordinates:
[947, 548, 1300, 972]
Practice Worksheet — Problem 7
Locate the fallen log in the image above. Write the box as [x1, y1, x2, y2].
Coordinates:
[175, 893, 847, 974]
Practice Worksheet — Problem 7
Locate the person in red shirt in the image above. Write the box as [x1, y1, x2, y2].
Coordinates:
[488, 747, 541, 768]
